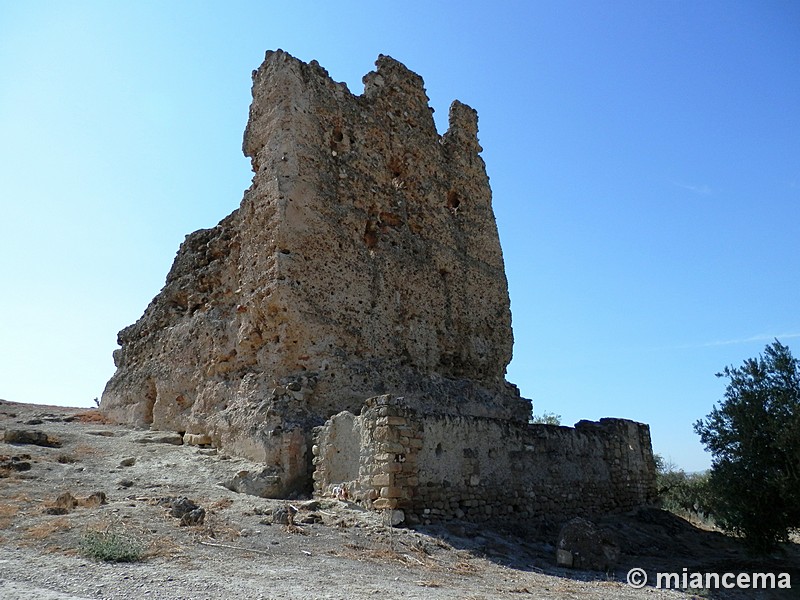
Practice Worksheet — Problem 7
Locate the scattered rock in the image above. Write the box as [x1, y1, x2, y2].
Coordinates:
[3, 429, 61, 448]
[165, 497, 206, 526]
[183, 433, 212, 447]
[87, 430, 116, 437]
[54, 492, 78, 510]
[135, 432, 184, 445]
[272, 505, 297, 525]
[0, 455, 32, 475]
[79, 491, 107, 507]
[119, 457, 136, 467]
[169, 497, 200, 518]
[556, 517, 619, 571]
[46, 490, 107, 513]
[223, 467, 283, 498]
[118, 479, 134, 488]
[299, 512, 323, 524]
[181, 507, 206, 526]
[43, 506, 69, 515]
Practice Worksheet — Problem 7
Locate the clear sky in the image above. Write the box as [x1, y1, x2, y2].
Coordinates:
[1, 1, 798, 472]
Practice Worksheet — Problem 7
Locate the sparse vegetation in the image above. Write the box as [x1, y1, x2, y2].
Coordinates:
[529, 411, 562, 425]
[79, 529, 145, 562]
[694, 340, 800, 552]
[654, 454, 713, 524]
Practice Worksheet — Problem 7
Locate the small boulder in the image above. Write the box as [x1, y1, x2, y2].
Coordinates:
[135, 432, 184, 445]
[180, 507, 206, 526]
[272, 505, 297, 525]
[4, 429, 61, 448]
[556, 517, 619, 571]
[223, 467, 284, 498]
[170, 497, 200, 519]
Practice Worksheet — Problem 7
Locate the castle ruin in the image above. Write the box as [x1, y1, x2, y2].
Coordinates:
[101, 50, 656, 520]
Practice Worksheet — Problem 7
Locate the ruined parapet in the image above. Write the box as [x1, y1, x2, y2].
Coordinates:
[313, 397, 658, 525]
[101, 50, 529, 495]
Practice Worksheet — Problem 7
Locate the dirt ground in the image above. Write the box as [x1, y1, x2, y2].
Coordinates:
[1, 400, 796, 599]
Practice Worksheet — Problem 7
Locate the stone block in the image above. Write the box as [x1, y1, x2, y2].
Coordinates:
[380, 486, 405, 498]
[371, 473, 392, 487]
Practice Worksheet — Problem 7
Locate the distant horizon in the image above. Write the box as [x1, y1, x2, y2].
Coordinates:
[2, 1, 799, 473]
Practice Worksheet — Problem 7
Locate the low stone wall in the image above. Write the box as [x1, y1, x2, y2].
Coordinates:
[312, 396, 657, 525]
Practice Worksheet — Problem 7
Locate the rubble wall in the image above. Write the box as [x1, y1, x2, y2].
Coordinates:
[313, 396, 657, 524]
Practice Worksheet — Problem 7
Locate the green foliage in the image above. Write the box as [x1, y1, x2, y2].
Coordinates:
[79, 530, 145, 562]
[694, 340, 800, 552]
[529, 411, 562, 425]
[654, 454, 712, 518]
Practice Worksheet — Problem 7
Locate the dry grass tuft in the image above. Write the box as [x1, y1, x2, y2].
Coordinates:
[0, 502, 20, 529]
[211, 498, 234, 510]
[25, 517, 71, 540]
[145, 535, 185, 559]
[74, 410, 112, 424]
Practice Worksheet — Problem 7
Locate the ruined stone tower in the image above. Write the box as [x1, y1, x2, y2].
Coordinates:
[101, 50, 531, 495]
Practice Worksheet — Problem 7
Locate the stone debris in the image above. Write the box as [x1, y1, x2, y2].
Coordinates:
[556, 517, 620, 572]
[271, 504, 297, 525]
[0, 454, 32, 476]
[3, 429, 61, 448]
[163, 496, 206, 526]
[43, 491, 107, 514]
[222, 467, 283, 498]
[134, 432, 184, 445]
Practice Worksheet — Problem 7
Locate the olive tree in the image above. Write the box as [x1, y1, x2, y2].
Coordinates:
[694, 340, 800, 552]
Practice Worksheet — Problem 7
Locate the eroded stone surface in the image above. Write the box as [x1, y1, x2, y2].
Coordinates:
[101, 50, 530, 496]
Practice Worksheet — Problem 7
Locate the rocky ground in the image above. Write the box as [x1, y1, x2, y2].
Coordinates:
[1, 400, 796, 599]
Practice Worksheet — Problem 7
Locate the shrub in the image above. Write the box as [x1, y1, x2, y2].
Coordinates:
[79, 530, 145, 562]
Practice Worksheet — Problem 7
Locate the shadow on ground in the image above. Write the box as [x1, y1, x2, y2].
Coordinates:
[414, 507, 800, 599]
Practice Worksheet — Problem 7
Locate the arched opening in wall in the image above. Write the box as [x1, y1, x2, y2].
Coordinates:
[446, 191, 461, 211]
[435, 442, 443, 457]
[143, 379, 157, 426]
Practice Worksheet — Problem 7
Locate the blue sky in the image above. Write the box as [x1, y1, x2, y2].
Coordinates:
[1, 1, 798, 471]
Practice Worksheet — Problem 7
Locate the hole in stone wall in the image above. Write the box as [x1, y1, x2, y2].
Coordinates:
[447, 190, 461, 210]
[363, 221, 378, 248]
[435, 443, 443, 457]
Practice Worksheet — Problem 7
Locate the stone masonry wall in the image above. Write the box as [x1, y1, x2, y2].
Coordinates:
[313, 396, 657, 525]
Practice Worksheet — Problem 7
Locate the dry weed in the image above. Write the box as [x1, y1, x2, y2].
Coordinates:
[0, 502, 20, 529]
[452, 560, 480, 575]
[74, 410, 112, 424]
[24, 517, 71, 540]
[146, 534, 184, 559]
[211, 497, 234, 510]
